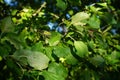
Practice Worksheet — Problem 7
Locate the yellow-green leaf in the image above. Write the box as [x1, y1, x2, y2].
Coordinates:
[71, 12, 90, 26]
[74, 41, 88, 57]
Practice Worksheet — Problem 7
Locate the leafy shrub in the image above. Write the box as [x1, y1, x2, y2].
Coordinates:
[0, 0, 120, 80]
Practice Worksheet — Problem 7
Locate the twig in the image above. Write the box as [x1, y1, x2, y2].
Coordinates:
[103, 25, 112, 34]
[33, 2, 46, 16]
[50, 13, 59, 19]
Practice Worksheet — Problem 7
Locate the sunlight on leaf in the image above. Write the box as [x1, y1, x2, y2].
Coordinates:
[48, 32, 61, 46]
[74, 41, 88, 57]
[13, 49, 50, 70]
[71, 12, 90, 26]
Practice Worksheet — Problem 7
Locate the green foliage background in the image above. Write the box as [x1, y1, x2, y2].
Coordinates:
[0, 0, 120, 80]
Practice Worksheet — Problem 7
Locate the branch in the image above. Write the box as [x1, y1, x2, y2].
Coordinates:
[33, 2, 46, 16]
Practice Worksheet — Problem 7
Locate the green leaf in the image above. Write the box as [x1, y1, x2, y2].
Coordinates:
[65, 53, 78, 65]
[54, 45, 70, 58]
[48, 62, 68, 79]
[42, 71, 64, 80]
[97, 3, 108, 8]
[48, 32, 61, 46]
[56, 0, 67, 11]
[89, 6, 101, 13]
[31, 41, 44, 52]
[105, 51, 120, 65]
[74, 41, 88, 58]
[0, 44, 11, 57]
[4, 32, 27, 49]
[42, 62, 68, 80]
[45, 46, 55, 61]
[71, 12, 90, 26]
[4, 33, 24, 49]
[13, 49, 50, 70]
[87, 40, 95, 50]
[6, 58, 22, 77]
[0, 16, 14, 33]
[87, 14, 100, 29]
[81, 69, 91, 80]
[101, 13, 117, 24]
[89, 55, 105, 67]
[0, 56, 2, 61]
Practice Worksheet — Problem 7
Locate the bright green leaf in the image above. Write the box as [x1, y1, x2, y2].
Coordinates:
[89, 6, 101, 13]
[74, 41, 88, 57]
[11, 9, 18, 16]
[0, 56, 2, 61]
[97, 3, 108, 8]
[71, 12, 90, 26]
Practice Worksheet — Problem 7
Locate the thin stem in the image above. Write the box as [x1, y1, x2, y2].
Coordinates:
[33, 2, 46, 16]
[103, 25, 112, 34]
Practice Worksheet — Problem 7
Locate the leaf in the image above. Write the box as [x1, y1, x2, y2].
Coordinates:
[42, 71, 64, 80]
[41, 62, 68, 80]
[0, 56, 2, 61]
[87, 14, 100, 29]
[90, 55, 105, 67]
[71, 12, 90, 26]
[97, 3, 108, 8]
[74, 41, 88, 57]
[48, 62, 68, 79]
[65, 53, 78, 65]
[54, 45, 70, 58]
[48, 32, 61, 46]
[31, 41, 44, 52]
[6, 58, 22, 77]
[45, 46, 55, 61]
[0, 16, 14, 33]
[0, 44, 11, 57]
[4, 33, 24, 49]
[4, 32, 27, 49]
[101, 13, 117, 25]
[89, 6, 101, 12]
[56, 0, 67, 11]
[88, 40, 95, 50]
[105, 51, 120, 65]
[13, 49, 50, 70]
